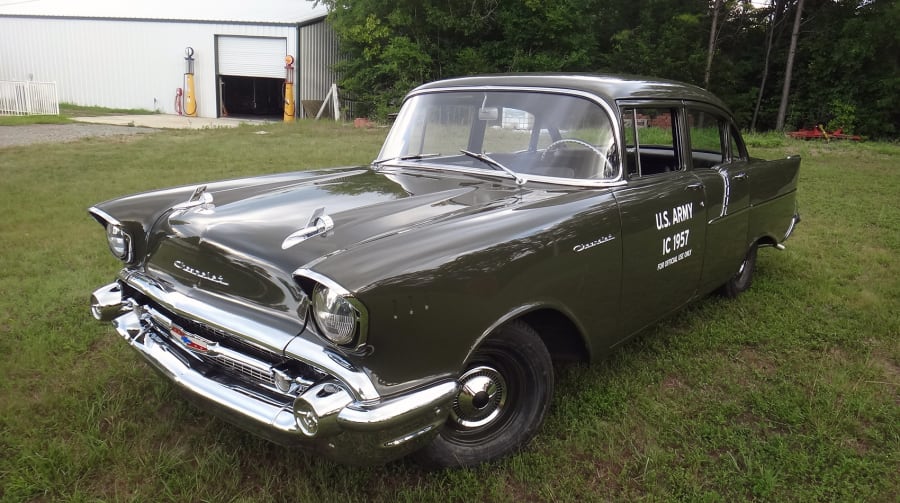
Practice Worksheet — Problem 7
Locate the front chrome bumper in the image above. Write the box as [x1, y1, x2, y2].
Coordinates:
[91, 280, 457, 465]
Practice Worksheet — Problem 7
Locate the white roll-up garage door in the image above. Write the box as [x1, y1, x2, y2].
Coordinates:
[217, 36, 286, 79]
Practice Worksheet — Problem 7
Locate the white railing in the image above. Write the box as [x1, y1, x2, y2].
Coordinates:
[0, 80, 60, 116]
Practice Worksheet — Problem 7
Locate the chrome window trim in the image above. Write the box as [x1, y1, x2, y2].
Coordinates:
[120, 270, 381, 401]
[382, 86, 625, 187]
[376, 162, 627, 188]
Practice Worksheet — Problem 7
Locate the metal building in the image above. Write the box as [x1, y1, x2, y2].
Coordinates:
[0, 0, 341, 119]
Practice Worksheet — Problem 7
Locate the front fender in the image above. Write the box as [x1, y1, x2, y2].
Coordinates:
[315, 189, 622, 394]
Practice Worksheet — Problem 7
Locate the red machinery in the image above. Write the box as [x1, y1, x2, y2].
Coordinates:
[789, 124, 861, 141]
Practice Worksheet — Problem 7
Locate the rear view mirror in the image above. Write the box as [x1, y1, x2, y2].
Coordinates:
[478, 107, 499, 121]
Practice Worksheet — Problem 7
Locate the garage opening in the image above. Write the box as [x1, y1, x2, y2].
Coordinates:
[219, 76, 283, 118]
[216, 35, 288, 120]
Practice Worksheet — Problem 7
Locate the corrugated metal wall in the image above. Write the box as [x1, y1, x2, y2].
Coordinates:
[0, 16, 302, 118]
[297, 20, 346, 119]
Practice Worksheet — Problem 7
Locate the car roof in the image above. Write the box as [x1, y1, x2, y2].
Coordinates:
[410, 73, 730, 114]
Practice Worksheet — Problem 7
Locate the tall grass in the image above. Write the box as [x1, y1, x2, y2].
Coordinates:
[0, 125, 897, 502]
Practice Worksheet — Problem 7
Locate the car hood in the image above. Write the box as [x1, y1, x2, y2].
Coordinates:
[140, 167, 528, 313]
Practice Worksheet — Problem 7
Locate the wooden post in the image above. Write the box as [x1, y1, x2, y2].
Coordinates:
[315, 83, 341, 121]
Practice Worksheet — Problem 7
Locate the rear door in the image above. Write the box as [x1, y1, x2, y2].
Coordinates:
[613, 105, 707, 336]
[683, 106, 752, 292]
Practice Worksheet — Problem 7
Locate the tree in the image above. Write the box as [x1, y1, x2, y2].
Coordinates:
[775, 0, 804, 131]
[704, 0, 722, 89]
[751, 0, 787, 131]
[313, 0, 899, 138]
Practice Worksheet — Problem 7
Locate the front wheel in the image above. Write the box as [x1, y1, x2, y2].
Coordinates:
[414, 321, 554, 468]
[719, 243, 758, 298]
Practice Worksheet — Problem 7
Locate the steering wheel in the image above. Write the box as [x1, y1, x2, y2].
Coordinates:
[540, 138, 616, 178]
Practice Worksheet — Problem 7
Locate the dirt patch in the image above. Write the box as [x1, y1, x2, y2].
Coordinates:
[660, 374, 686, 391]
[0, 123, 158, 148]
[735, 347, 777, 375]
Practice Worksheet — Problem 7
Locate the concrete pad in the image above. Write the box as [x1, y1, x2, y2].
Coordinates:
[72, 114, 273, 129]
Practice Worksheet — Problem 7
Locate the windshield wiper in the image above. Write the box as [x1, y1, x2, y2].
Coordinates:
[459, 149, 527, 186]
[373, 153, 442, 167]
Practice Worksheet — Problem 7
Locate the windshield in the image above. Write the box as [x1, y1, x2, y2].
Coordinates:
[377, 90, 620, 182]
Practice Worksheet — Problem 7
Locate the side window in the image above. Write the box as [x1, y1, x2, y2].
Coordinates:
[729, 125, 746, 161]
[686, 109, 726, 169]
[623, 107, 679, 177]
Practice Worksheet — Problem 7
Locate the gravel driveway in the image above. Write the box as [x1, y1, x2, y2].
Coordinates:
[0, 123, 158, 148]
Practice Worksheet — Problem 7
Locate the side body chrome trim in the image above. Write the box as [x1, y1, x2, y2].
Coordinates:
[717, 168, 731, 218]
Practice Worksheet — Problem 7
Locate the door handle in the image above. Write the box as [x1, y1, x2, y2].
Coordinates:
[686, 182, 704, 191]
[734, 172, 749, 180]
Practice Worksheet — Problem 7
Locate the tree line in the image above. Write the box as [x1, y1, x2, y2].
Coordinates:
[315, 0, 898, 139]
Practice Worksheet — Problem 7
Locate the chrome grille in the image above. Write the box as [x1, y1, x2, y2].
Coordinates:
[137, 302, 320, 395]
[212, 354, 275, 385]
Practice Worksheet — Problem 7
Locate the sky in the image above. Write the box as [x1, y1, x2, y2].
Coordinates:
[0, 0, 328, 24]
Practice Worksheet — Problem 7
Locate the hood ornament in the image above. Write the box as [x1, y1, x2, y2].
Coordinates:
[281, 207, 334, 250]
[171, 185, 215, 216]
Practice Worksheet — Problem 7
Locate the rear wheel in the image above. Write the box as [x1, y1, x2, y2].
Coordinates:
[414, 320, 554, 468]
[720, 243, 758, 298]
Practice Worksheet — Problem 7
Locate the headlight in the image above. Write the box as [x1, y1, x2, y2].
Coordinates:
[311, 284, 363, 346]
[106, 224, 132, 261]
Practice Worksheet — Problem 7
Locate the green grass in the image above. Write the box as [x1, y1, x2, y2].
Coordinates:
[0, 114, 72, 126]
[58, 103, 157, 117]
[0, 103, 157, 126]
[1, 124, 897, 502]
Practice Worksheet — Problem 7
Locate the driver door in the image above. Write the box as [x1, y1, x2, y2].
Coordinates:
[613, 105, 707, 336]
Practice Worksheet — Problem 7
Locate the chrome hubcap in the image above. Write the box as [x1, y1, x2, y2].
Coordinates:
[451, 366, 506, 429]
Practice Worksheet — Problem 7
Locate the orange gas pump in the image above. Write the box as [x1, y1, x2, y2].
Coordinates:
[284, 55, 295, 122]
[183, 47, 197, 117]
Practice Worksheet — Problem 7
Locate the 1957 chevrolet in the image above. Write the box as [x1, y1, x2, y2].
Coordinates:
[90, 74, 800, 467]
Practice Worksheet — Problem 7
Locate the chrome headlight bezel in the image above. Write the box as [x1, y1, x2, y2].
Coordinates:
[293, 269, 370, 348]
[302, 277, 368, 348]
[105, 223, 132, 262]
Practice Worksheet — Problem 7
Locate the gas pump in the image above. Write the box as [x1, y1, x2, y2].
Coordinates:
[184, 46, 197, 117]
[283, 55, 295, 122]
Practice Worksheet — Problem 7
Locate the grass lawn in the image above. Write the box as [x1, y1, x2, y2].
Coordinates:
[0, 123, 897, 502]
[0, 103, 157, 126]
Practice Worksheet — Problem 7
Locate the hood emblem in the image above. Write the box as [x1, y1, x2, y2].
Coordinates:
[171, 324, 219, 354]
[281, 206, 334, 250]
[174, 260, 229, 286]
